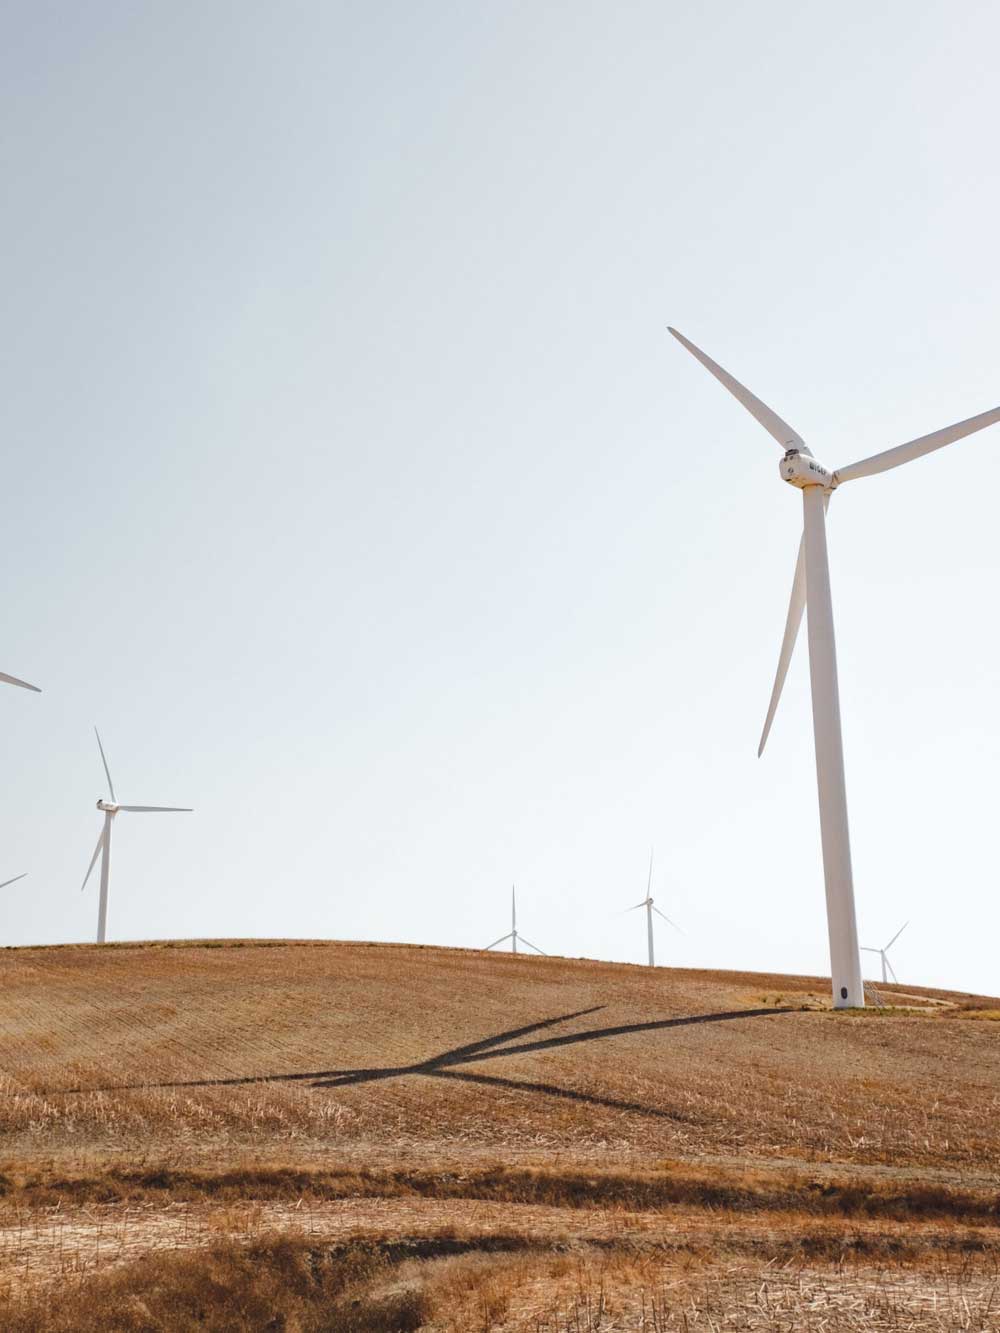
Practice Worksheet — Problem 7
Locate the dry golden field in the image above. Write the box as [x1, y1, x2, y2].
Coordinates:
[0, 940, 998, 1329]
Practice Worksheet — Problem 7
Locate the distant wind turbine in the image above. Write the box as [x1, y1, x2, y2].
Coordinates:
[81, 728, 193, 944]
[670, 326, 1000, 1008]
[624, 848, 680, 967]
[862, 922, 908, 985]
[484, 886, 545, 956]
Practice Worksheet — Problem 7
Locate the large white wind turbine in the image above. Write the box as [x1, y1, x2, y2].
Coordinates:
[624, 848, 680, 967]
[670, 326, 1000, 1008]
[484, 886, 545, 955]
[862, 921, 908, 985]
[81, 729, 192, 944]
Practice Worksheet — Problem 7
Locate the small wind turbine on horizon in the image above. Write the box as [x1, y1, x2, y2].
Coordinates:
[862, 922, 908, 985]
[81, 729, 193, 944]
[484, 886, 545, 956]
[624, 848, 680, 967]
[670, 326, 1000, 1008]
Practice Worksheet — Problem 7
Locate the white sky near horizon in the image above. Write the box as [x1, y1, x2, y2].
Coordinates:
[1, 1, 999, 999]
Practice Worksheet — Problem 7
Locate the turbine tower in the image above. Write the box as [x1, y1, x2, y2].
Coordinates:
[81, 728, 193, 944]
[862, 922, 908, 985]
[670, 326, 1000, 1008]
[484, 886, 545, 955]
[624, 848, 680, 967]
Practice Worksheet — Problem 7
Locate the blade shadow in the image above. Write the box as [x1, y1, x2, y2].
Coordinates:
[51, 1005, 794, 1115]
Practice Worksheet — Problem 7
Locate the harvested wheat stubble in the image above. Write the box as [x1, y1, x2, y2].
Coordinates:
[0, 940, 998, 1326]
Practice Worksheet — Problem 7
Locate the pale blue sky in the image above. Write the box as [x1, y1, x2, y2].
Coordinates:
[1, 1, 998, 997]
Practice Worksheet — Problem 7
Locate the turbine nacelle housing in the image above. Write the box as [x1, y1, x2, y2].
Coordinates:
[96, 800, 119, 813]
[780, 448, 836, 490]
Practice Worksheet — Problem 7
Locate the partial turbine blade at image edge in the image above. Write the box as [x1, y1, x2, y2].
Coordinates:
[94, 728, 116, 803]
[117, 805, 194, 813]
[668, 327, 807, 451]
[0, 671, 41, 693]
[81, 828, 106, 892]
[0, 873, 27, 890]
[835, 406, 1000, 485]
[758, 533, 807, 757]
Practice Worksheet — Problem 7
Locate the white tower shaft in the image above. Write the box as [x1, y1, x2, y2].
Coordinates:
[802, 486, 863, 1008]
[97, 812, 113, 946]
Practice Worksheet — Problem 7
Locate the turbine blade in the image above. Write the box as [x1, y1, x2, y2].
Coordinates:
[518, 936, 546, 955]
[836, 407, 1000, 485]
[758, 534, 806, 757]
[81, 827, 106, 892]
[646, 847, 653, 897]
[652, 905, 682, 931]
[886, 958, 899, 983]
[94, 728, 116, 803]
[623, 900, 648, 913]
[484, 933, 512, 951]
[885, 920, 909, 951]
[668, 327, 807, 451]
[117, 805, 193, 813]
[0, 671, 41, 693]
[860, 947, 880, 954]
[0, 873, 27, 890]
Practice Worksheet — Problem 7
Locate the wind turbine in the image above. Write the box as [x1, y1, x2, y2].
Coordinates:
[624, 848, 680, 967]
[81, 728, 192, 944]
[862, 922, 908, 985]
[670, 326, 1000, 1008]
[484, 886, 545, 955]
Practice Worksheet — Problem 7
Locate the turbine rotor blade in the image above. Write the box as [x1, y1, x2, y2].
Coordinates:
[886, 958, 899, 984]
[117, 805, 193, 813]
[81, 827, 107, 892]
[646, 847, 653, 897]
[652, 905, 682, 931]
[836, 406, 1000, 485]
[624, 900, 649, 912]
[517, 937, 546, 955]
[0, 671, 41, 693]
[668, 327, 807, 451]
[759, 534, 807, 757]
[484, 933, 512, 951]
[0, 873, 27, 890]
[94, 728, 116, 803]
[884, 920, 909, 951]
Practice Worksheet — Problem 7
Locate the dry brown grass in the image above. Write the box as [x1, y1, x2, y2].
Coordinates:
[4, 1230, 999, 1332]
[1, 941, 998, 1327]
[2, 940, 997, 1175]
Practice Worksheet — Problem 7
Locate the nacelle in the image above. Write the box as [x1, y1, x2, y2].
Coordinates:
[96, 800, 119, 813]
[781, 449, 835, 490]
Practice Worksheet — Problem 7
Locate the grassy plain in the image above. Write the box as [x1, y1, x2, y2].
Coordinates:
[0, 940, 997, 1328]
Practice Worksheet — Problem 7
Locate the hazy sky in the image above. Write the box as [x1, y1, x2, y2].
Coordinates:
[2, 1, 998, 997]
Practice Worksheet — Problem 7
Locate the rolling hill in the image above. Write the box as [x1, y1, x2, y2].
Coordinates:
[1, 940, 997, 1329]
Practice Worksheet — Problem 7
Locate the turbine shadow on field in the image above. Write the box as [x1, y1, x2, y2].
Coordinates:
[54, 1006, 793, 1118]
